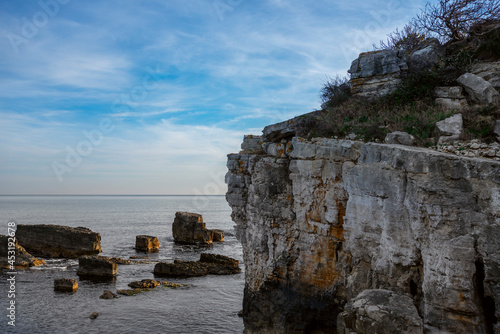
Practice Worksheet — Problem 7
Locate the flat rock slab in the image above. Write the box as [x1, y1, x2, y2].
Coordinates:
[54, 278, 78, 292]
[16, 224, 101, 258]
[77, 255, 117, 279]
[154, 253, 241, 278]
[0, 235, 45, 269]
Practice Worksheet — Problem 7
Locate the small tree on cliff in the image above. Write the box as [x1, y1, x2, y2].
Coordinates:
[412, 0, 500, 42]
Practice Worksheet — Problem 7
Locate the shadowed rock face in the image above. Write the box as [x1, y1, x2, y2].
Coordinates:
[77, 255, 117, 279]
[16, 224, 101, 258]
[154, 253, 241, 278]
[0, 235, 45, 268]
[226, 133, 500, 334]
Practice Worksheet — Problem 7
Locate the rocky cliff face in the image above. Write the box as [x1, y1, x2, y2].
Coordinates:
[226, 134, 500, 333]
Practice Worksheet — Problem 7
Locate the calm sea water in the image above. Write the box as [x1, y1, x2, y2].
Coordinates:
[0, 195, 244, 334]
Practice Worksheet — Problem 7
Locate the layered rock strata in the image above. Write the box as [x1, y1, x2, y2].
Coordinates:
[16, 224, 101, 258]
[77, 255, 117, 279]
[226, 134, 500, 333]
[0, 235, 45, 269]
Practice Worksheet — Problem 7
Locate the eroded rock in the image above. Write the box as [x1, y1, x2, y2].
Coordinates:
[54, 278, 78, 292]
[384, 131, 415, 146]
[16, 224, 101, 258]
[0, 235, 45, 269]
[135, 235, 159, 252]
[436, 113, 463, 144]
[337, 289, 424, 334]
[226, 134, 500, 333]
[77, 255, 117, 279]
[99, 290, 117, 299]
[154, 253, 241, 278]
[458, 72, 500, 105]
[172, 212, 213, 245]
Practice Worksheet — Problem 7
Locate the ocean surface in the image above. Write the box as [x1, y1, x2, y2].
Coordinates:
[0, 195, 244, 334]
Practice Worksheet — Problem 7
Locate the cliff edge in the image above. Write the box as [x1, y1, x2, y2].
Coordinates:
[226, 132, 500, 333]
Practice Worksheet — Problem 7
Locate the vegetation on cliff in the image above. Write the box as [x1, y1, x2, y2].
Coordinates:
[297, 0, 500, 147]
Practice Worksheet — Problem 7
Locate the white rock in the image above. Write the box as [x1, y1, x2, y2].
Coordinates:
[457, 73, 500, 105]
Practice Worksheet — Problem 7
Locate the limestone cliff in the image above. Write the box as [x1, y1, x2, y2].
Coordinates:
[226, 132, 500, 333]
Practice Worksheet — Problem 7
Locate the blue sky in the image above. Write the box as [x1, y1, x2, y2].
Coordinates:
[0, 0, 428, 195]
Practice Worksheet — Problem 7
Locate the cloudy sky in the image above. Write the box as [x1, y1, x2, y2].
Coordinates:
[0, 0, 428, 195]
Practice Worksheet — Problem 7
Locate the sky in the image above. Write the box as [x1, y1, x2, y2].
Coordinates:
[0, 0, 429, 195]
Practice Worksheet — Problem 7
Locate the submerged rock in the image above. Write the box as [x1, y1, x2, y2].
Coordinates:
[99, 290, 117, 299]
[89, 312, 99, 319]
[54, 278, 78, 292]
[154, 253, 241, 278]
[172, 212, 213, 245]
[211, 229, 224, 242]
[16, 224, 101, 258]
[0, 235, 45, 269]
[128, 279, 161, 289]
[77, 255, 117, 279]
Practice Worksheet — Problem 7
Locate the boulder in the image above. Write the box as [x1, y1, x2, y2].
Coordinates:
[407, 38, 445, 73]
[15, 224, 101, 258]
[172, 212, 213, 245]
[77, 255, 117, 279]
[135, 235, 159, 252]
[99, 290, 117, 299]
[154, 260, 209, 278]
[54, 278, 78, 292]
[384, 131, 415, 146]
[89, 312, 99, 319]
[457, 73, 500, 105]
[0, 235, 45, 269]
[337, 289, 424, 334]
[241, 135, 263, 152]
[154, 253, 241, 278]
[436, 113, 463, 144]
[470, 61, 500, 89]
[200, 253, 240, 275]
[348, 50, 408, 99]
[210, 229, 224, 242]
[128, 279, 161, 289]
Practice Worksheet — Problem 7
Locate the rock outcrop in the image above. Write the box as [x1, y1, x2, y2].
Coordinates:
[54, 278, 78, 292]
[348, 40, 444, 99]
[0, 235, 45, 269]
[135, 235, 159, 252]
[154, 253, 241, 278]
[172, 212, 213, 245]
[15, 224, 101, 258]
[458, 73, 500, 105]
[226, 130, 500, 333]
[77, 255, 117, 279]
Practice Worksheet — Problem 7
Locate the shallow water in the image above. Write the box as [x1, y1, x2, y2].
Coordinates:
[0, 195, 244, 334]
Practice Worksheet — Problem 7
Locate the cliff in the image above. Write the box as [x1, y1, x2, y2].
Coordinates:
[226, 132, 500, 333]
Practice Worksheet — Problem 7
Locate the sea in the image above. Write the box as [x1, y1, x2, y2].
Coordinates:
[0, 195, 244, 334]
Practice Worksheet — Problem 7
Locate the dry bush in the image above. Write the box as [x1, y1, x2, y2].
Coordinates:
[376, 24, 428, 53]
[413, 0, 500, 42]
